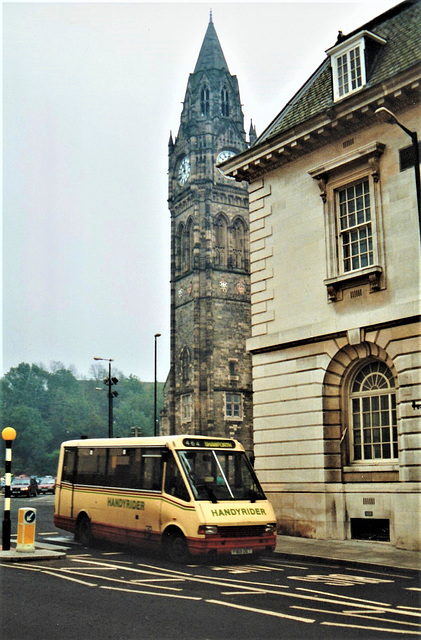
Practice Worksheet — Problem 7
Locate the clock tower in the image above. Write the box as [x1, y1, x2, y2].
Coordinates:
[163, 15, 253, 454]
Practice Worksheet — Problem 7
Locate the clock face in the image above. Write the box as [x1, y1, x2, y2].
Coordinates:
[178, 156, 191, 185]
[217, 149, 236, 164]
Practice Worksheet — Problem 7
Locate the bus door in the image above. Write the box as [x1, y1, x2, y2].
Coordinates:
[161, 450, 192, 532]
[57, 447, 77, 520]
[131, 448, 166, 542]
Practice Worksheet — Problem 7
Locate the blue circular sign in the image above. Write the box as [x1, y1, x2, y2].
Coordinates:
[24, 509, 36, 524]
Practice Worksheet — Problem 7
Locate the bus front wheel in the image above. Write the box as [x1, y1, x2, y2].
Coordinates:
[164, 530, 190, 564]
[76, 515, 92, 547]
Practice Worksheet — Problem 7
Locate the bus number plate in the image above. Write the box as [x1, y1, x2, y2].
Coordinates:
[231, 548, 253, 555]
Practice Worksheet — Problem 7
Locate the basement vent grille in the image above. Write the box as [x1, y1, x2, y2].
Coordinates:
[363, 497, 375, 505]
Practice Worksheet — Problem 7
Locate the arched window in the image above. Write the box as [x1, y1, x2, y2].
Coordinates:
[232, 218, 246, 269]
[181, 348, 191, 384]
[349, 361, 397, 462]
[200, 85, 210, 117]
[221, 86, 229, 116]
[180, 219, 194, 273]
[215, 216, 227, 266]
[176, 223, 184, 274]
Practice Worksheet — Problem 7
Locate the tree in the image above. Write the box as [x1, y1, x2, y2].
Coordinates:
[0, 362, 164, 475]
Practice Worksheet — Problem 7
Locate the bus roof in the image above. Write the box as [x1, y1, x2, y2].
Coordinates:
[60, 435, 244, 450]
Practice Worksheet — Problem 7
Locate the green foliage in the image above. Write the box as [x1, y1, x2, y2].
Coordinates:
[0, 362, 164, 476]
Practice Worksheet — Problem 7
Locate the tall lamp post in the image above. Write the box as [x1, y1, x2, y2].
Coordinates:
[93, 357, 118, 438]
[375, 107, 421, 242]
[154, 333, 161, 437]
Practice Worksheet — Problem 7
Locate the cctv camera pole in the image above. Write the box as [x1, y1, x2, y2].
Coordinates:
[2, 427, 17, 551]
[94, 357, 118, 438]
[107, 360, 113, 439]
[154, 333, 161, 437]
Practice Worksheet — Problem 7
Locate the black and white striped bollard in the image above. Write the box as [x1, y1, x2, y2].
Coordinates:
[2, 427, 17, 551]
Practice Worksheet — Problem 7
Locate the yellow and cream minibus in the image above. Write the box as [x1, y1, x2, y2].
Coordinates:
[54, 435, 277, 562]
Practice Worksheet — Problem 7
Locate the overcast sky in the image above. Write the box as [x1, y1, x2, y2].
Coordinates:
[3, 0, 399, 381]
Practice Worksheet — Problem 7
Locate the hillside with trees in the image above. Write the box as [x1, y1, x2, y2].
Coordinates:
[0, 362, 164, 476]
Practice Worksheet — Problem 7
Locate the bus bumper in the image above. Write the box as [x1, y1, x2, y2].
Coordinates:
[187, 534, 276, 557]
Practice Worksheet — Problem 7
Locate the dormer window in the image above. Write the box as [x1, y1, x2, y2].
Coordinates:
[337, 46, 362, 97]
[327, 31, 386, 102]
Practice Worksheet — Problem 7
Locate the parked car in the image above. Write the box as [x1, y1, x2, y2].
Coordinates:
[38, 477, 56, 494]
[11, 477, 38, 497]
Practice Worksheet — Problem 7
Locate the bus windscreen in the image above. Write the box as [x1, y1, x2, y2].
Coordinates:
[176, 449, 265, 503]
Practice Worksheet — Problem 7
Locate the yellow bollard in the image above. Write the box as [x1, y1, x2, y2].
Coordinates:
[16, 508, 36, 552]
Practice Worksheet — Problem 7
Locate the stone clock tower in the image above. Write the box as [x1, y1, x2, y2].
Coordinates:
[162, 15, 254, 455]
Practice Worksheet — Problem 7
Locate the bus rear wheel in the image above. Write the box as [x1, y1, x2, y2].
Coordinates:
[164, 530, 190, 564]
[76, 515, 92, 547]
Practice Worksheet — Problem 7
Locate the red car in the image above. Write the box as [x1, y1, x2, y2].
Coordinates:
[38, 477, 56, 494]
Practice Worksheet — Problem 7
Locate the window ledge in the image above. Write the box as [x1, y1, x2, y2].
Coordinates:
[324, 265, 383, 301]
[344, 463, 399, 473]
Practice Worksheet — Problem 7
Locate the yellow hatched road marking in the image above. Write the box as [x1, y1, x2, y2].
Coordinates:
[61, 569, 183, 591]
[42, 571, 97, 587]
[206, 598, 314, 623]
[321, 621, 421, 636]
[291, 605, 421, 628]
[100, 585, 201, 600]
[296, 588, 421, 619]
[296, 587, 392, 608]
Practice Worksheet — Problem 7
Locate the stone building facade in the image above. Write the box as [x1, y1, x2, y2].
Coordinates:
[222, 1, 421, 550]
[161, 17, 254, 454]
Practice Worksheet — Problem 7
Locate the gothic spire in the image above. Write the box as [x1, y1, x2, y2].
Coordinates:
[193, 17, 229, 73]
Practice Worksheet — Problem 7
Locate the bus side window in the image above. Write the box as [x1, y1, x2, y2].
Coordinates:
[62, 448, 76, 483]
[164, 455, 190, 502]
[140, 449, 163, 491]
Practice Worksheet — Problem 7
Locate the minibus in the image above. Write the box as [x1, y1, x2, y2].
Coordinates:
[54, 435, 277, 562]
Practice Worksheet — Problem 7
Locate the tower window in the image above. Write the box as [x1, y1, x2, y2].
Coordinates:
[231, 218, 246, 269]
[215, 216, 227, 267]
[349, 361, 397, 462]
[225, 393, 242, 419]
[221, 87, 229, 116]
[181, 348, 191, 384]
[180, 219, 194, 273]
[181, 394, 192, 422]
[200, 85, 210, 117]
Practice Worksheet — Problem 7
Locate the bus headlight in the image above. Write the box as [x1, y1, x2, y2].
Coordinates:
[265, 523, 276, 534]
[198, 525, 218, 536]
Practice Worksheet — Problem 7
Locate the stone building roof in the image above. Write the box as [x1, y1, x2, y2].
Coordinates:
[257, 0, 421, 145]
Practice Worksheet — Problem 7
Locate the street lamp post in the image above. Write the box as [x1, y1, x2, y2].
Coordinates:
[93, 357, 118, 438]
[154, 333, 161, 437]
[375, 107, 421, 242]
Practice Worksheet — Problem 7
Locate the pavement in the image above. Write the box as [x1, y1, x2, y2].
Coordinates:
[275, 535, 421, 572]
[0, 534, 420, 571]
